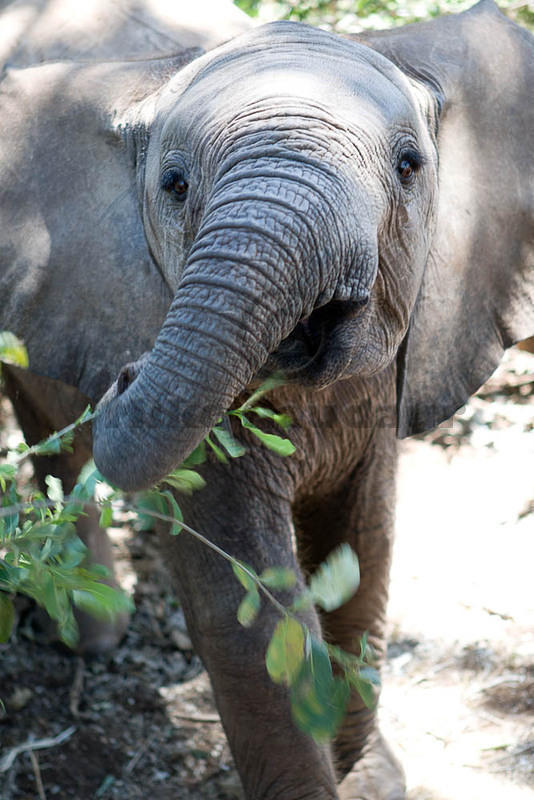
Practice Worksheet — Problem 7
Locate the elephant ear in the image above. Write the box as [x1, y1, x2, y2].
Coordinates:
[364, 0, 534, 436]
[0, 50, 199, 401]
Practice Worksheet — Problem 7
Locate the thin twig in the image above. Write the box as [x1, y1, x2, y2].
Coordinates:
[0, 494, 94, 518]
[29, 750, 46, 800]
[172, 712, 221, 724]
[2, 755, 17, 800]
[0, 491, 291, 624]
[0, 493, 288, 618]
[123, 743, 147, 775]
[0, 410, 96, 462]
[0, 726, 76, 772]
[123, 504, 289, 618]
[69, 657, 85, 718]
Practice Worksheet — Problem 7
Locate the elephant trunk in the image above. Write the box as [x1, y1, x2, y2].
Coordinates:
[93, 174, 338, 491]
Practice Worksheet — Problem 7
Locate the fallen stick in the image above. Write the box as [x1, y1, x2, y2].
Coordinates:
[29, 750, 46, 800]
[172, 712, 220, 723]
[69, 657, 85, 718]
[0, 725, 76, 772]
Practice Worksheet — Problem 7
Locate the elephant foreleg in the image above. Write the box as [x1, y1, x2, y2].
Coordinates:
[159, 451, 340, 800]
[294, 425, 404, 800]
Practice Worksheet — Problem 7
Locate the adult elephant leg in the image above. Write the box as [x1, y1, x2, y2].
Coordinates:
[159, 448, 339, 800]
[294, 424, 404, 800]
[2, 367, 128, 654]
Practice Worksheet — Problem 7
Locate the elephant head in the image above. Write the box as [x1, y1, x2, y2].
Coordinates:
[91, 0, 534, 490]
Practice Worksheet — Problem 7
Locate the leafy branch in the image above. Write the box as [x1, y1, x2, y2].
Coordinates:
[0, 332, 377, 742]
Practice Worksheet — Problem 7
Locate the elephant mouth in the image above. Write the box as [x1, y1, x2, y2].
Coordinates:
[270, 296, 368, 389]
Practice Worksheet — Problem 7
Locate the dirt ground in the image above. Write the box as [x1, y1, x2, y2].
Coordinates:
[1, 349, 533, 800]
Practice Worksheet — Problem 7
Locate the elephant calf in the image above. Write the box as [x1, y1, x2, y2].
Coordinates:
[1, 0, 533, 798]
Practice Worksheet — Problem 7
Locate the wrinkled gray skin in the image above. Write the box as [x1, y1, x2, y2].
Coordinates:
[1, 1, 534, 798]
[0, 0, 249, 652]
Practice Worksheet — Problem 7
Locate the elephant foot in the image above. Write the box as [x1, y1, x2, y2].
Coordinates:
[337, 732, 405, 800]
[28, 603, 129, 655]
[73, 607, 130, 656]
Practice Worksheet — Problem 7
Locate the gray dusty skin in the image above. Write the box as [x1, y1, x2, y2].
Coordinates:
[0, 0, 250, 654]
[1, 1, 534, 798]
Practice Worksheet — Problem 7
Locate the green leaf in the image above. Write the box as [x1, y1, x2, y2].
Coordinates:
[74, 405, 94, 426]
[233, 0, 261, 17]
[0, 464, 16, 491]
[0, 331, 29, 367]
[237, 373, 286, 411]
[240, 420, 296, 456]
[181, 441, 207, 468]
[205, 435, 228, 463]
[60, 535, 88, 569]
[2, 483, 20, 536]
[41, 575, 70, 624]
[99, 502, 113, 528]
[237, 588, 260, 627]
[45, 475, 64, 505]
[349, 675, 377, 710]
[39, 537, 54, 562]
[259, 567, 297, 591]
[0, 559, 26, 590]
[74, 461, 102, 500]
[0, 593, 15, 642]
[162, 490, 184, 535]
[86, 563, 110, 579]
[359, 631, 369, 661]
[72, 582, 133, 621]
[231, 561, 257, 592]
[56, 606, 79, 649]
[309, 544, 360, 612]
[290, 590, 313, 613]
[212, 426, 246, 458]
[250, 406, 292, 431]
[135, 491, 168, 531]
[133, 486, 184, 535]
[163, 468, 206, 494]
[265, 616, 305, 686]
[290, 636, 350, 742]
[33, 429, 74, 456]
[134, 487, 184, 534]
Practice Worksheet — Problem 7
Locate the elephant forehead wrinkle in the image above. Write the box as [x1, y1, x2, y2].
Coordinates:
[185, 22, 407, 104]
[213, 110, 352, 157]
[173, 58, 397, 141]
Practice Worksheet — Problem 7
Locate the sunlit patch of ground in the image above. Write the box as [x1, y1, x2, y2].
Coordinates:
[383, 349, 534, 800]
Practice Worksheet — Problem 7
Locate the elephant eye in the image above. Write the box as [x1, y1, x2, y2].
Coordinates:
[161, 169, 189, 201]
[397, 149, 423, 185]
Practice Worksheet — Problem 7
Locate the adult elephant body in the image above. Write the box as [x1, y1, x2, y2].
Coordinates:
[1, 1, 533, 798]
[0, 0, 250, 652]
